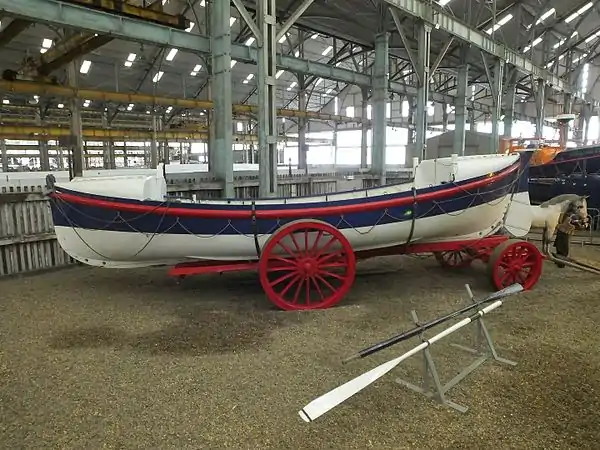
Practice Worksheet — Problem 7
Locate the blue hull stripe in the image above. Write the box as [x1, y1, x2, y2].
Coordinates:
[50, 162, 522, 236]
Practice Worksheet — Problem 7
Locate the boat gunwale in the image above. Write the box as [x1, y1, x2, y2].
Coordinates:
[48, 161, 521, 221]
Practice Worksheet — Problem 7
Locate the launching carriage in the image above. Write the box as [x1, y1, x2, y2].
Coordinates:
[46, 152, 545, 311]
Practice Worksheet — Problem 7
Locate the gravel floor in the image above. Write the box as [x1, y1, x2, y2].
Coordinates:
[1, 245, 599, 449]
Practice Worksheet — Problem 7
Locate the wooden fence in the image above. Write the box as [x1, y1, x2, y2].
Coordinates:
[0, 192, 75, 277]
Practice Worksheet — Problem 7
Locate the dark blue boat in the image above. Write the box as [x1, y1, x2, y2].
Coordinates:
[528, 145, 600, 212]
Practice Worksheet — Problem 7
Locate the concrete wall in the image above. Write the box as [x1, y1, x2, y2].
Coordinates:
[405, 130, 498, 166]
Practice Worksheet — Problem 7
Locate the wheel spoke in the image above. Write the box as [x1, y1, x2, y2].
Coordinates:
[310, 276, 325, 300]
[271, 256, 297, 266]
[310, 230, 324, 255]
[290, 275, 303, 304]
[304, 229, 309, 254]
[305, 278, 310, 305]
[500, 271, 514, 286]
[314, 235, 336, 258]
[290, 232, 302, 253]
[315, 274, 336, 292]
[318, 262, 348, 269]
[318, 250, 344, 265]
[320, 270, 346, 281]
[269, 270, 299, 287]
[277, 241, 297, 258]
[279, 274, 302, 298]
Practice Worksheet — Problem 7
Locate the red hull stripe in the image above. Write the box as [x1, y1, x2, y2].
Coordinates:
[50, 162, 520, 220]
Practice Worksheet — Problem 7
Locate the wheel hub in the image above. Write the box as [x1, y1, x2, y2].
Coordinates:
[298, 257, 318, 277]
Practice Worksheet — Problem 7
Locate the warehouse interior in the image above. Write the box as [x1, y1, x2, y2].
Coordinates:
[1, 0, 600, 197]
[2, 2, 600, 448]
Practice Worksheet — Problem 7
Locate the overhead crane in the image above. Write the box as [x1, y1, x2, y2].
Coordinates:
[0, 125, 331, 145]
[0, 80, 368, 125]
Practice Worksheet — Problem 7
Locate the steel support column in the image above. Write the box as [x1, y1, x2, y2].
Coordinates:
[503, 70, 517, 138]
[67, 59, 83, 177]
[534, 79, 545, 139]
[257, 0, 278, 197]
[361, 87, 369, 169]
[101, 111, 115, 169]
[371, 32, 389, 182]
[563, 93, 573, 115]
[442, 103, 448, 132]
[582, 103, 593, 144]
[453, 64, 468, 156]
[1, 139, 7, 172]
[35, 109, 50, 171]
[415, 23, 431, 160]
[150, 114, 158, 168]
[212, 0, 234, 197]
[297, 74, 307, 171]
[123, 141, 128, 167]
[491, 59, 504, 153]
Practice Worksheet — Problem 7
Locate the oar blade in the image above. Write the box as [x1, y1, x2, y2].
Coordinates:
[299, 346, 423, 422]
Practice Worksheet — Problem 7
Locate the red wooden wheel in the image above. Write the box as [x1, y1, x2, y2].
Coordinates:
[258, 220, 356, 311]
[434, 250, 474, 268]
[488, 239, 543, 291]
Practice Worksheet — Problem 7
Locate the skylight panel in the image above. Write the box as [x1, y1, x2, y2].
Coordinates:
[230, 17, 237, 26]
[438, 0, 452, 6]
[190, 64, 202, 76]
[124, 53, 136, 67]
[321, 45, 333, 56]
[57, 103, 64, 108]
[245, 37, 255, 46]
[311, 33, 319, 39]
[536, 8, 555, 25]
[231, 60, 237, 68]
[523, 36, 543, 53]
[185, 22, 195, 33]
[80, 60, 91, 74]
[287, 81, 297, 91]
[278, 34, 287, 44]
[199, 0, 205, 6]
[243, 73, 254, 84]
[485, 14, 513, 34]
[565, 2, 593, 23]
[166, 48, 178, 61]
[127, 103, 134, 111]
[275, 70, 284, 79]
[152, 71, 164, 83]
[40, 38, 52, 54]
[553, 38, 565, 49]
[585, 30, 600, 43]
[2, 99, 9, 105]
[83, 99, 91, 107]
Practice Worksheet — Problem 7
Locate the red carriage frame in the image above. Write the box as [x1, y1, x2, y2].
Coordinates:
[169, 220, 545, 311]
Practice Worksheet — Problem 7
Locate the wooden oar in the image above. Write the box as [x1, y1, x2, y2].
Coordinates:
[342, 283, 523, 364]
[299, 283, 522, 423]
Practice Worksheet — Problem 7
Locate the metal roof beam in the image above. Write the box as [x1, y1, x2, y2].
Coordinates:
[0, 0, 519, 117]
[0, 18, 31, 47]
[383, 0, 581, 97]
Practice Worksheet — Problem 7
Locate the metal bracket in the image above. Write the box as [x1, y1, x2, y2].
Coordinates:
[395, 284, 517, 413]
